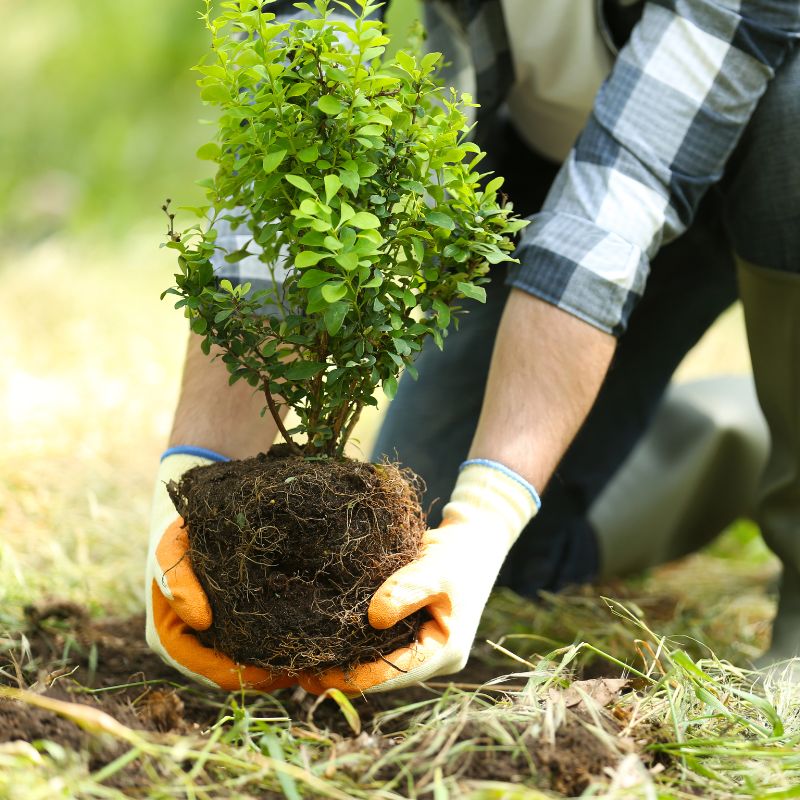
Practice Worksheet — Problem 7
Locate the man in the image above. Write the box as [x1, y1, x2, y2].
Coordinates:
[147, 0, 800, 693]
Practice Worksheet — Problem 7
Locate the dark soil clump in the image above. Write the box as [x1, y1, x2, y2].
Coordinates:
[534, 720, 620, 795]
[0, 689, 90, 752]
[168, 448, 428, 673]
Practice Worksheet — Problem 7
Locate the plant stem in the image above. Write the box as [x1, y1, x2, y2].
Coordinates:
[307, 331, 329, 438]
[338, 404, 363, 458]
[329, 398, 354, 453]
[263, 382, 299, 453]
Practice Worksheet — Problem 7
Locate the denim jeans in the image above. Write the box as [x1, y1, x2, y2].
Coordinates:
[371, 46, 800, 599]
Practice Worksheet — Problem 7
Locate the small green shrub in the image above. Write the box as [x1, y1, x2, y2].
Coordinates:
[164, 0, 525, 457]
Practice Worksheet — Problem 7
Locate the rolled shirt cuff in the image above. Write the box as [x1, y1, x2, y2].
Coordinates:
[507, 211, 649, 337]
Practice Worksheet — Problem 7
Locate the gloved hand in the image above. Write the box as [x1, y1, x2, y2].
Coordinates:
[145, 449, 297, 692]
[299, 460, 540, 695]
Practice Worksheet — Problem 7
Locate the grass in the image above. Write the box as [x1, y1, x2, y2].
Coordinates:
[0, 235, 796, 799]
[2, 596, 800, 798]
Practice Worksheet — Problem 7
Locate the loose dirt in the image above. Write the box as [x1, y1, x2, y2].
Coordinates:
[169, 448, 427, 673]
[0, 601, 635, 795]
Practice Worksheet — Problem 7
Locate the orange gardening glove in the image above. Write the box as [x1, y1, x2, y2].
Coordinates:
[299, 460, 540, 695]
[145, 450, 296, 692]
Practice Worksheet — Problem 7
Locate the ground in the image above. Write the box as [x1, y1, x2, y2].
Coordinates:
[1, 236, 799, 799]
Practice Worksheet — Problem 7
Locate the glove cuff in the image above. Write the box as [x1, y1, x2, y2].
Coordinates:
[150, 449, 225, 541]
[459, 459, 541, 509]
[161, 446, 230, 463]
[442, 460, 540, 548]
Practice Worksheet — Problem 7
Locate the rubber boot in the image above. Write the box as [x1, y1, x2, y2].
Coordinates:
[738, 258, 800, 668]
[590, 375, 768, 579]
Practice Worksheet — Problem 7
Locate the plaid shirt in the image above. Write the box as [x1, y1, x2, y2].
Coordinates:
[218, 0, 800, 334]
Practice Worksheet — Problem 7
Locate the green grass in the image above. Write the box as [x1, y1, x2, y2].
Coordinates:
[2, 589, 799, 798]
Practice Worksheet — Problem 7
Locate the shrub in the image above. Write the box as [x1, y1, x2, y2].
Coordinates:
[164, 0, 525, 457]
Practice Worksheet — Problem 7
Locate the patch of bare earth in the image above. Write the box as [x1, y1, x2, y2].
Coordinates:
[0, 600, 647, 795]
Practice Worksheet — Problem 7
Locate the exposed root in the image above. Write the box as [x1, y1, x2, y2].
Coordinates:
[168, 449, 428, 674]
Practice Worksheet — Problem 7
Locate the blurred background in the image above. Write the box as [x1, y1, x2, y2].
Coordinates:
[0, 1, 762, 623]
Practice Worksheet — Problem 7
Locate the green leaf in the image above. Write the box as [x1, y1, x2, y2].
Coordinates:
[362, 270, 382, 289]
[285, 361, 326, 380]
[297, 268, 332, 288]
[214, 309, 234, 323]
[421, 51, 442, 72]
[362, 46, 385, 62]
[432, 298, 450, 328]
[339, 170, 360, 194]
[324, 174, 341, 204]
[484, 176, 505, 196]
[394, 50, 417, 74]
[299, 198, 321, 216]
[191, 317, 207, 334]
[393, 337, 412, 356]
[425, 211, 456, 230]
[457, 282, 487, 303]
[384, 375, 398, 400]
[200, 83, 229, 103]
[196, 142, 220, 161]
[285, 174, 316, 195]
[400, 179, 425, 194]
[224, 249, 252, 263]
[298, 144, 319, 163]
[324, 302, 348, 336]
[335, 251, 359, 271]
[357, 161, 378, 178]
[237, 47, 262, 67]
[349, 212, 380, 230]
[262, 149, 287, 173]
[443, 243, 468, 263]
[286, 81, 312, 97]
[295, 251, 326, 268]
[357, 124, 384, 137]
[318, 94, 345, 115]
[339, 202, 355, 226]
[321, 281, 347, 303]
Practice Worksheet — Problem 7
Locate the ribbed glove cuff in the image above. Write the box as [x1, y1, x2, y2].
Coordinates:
[442, 460, 541, 548]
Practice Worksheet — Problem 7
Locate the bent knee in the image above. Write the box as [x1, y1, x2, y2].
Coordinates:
[668, 376, 769, 465]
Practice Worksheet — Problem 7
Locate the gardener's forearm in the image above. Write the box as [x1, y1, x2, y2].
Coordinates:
[168, 333, 283, 459]
[468, 290, 616, 492]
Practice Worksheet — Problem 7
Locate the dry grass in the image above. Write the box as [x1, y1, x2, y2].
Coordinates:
[1, 235, 796, 799]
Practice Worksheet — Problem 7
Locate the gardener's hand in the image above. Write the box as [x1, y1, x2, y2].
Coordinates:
[145, 450, 297, 692]
[298, 461, 540, 695]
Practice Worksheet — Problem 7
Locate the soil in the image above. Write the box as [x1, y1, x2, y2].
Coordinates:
[0, 686, 91, 753]
[535, 721, 621, 795]
[438, 717, 621, 794]
[167, 447, 428, 673]
[0, 602, 639, 795]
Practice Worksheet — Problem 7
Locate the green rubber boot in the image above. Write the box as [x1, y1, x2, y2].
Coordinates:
[591, 375, 768, 578]
[738, 258, 800, 668]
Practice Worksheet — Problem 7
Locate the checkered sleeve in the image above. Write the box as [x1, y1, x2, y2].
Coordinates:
[509, 0, 800, 336]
